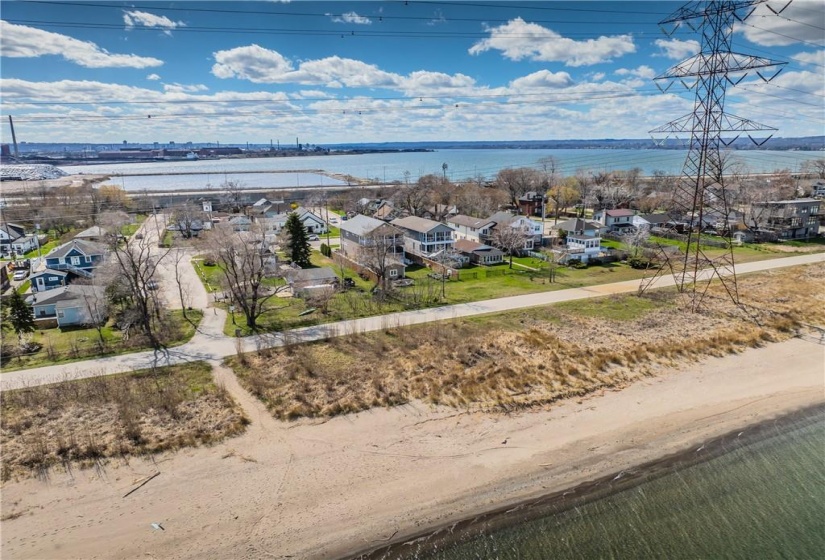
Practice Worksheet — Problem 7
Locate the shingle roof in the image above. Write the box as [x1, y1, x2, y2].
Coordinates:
[74, 225, 108, 239]
[339, 214, 387, 236]
[31, 285, 104, 306]
[555, 218, 604, 232]
[448, 215, 495, 229]
[391, 216, 449, 234]
[604, 209, 635, 217]
[47, 239, 107, 259]
[286, 267, 338, 283]
[454, 239, 504, 255]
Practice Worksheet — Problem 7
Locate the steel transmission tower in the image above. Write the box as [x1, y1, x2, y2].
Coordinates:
[638, 0, 787, 311]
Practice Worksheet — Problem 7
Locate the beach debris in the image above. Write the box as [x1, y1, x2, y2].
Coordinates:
[696, 444, 706, 452]
[501, 438, 508, 445]
[150, 522, 165, 531]
[123, 471, 161, 498]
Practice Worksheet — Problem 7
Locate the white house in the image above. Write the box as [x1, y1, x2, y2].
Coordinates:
[0, 222, 37, 255]
[257, 207, 328, 235]
[487, 212, 543, 251]
[446, 215, 496, 243]
[390, 216, 456, 259]
[593, 209, 636, 232]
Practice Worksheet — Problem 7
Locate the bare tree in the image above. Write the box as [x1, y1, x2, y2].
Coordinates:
[802, 158, 825, 180]
[625, 225, 651, 257]
[169, 202, 202, 239]
[201, 223, 287, 330]
[360, 224, 406, 289]
[394, 174, 437, 216]
[105, 229, 171, 350]
[495, 167, 542, 209]
[491, 223, 530, 268]
[171, 249, 193, 322]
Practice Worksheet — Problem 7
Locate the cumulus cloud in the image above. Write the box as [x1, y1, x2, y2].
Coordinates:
[469, 18, 635, 66]
[123, 10, 185, 35]
[615, 65, 656, 79]
[509, 70, 574, 89]
[328, 12, 372, 25]
[0, 20, 163, 68]
[737, 0, 825, 46]
[654, 38, 700, 60]
[146, 73, 161, 81]
[791, 50, 825, 67]
[212, 44, 294, 81]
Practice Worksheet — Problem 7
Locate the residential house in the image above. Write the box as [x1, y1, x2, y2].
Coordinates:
[338, 214, 406, 281]
[639, 213, 673, 228]
[422, 204, 459, 222]
[284, 267, 338, 296]
[74, 225, 108, 242]
[564, 235, 603, 262]
[228, 215, 253, 232]
[390, 216, 456, 259]
[517, 191, 547, 217]
[0, 222, 37, 255]
[256, 207, 327, 235]
[44, 240, 107, 278]
[487, 211, 543, 251]
[454, 239, 504, 265]
[446, 215, 496, 244]
[30, 285, 107, 327]
[811, 180, 825, 199]
[749, 198, 821, 239]
[554, 218, 606, 238]
[594, 209, 636, 232]
[29, 268, 68, 293]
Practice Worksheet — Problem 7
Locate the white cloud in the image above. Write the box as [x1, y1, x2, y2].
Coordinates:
[469, 18, 635, 66]
[591, 72, 606, 81]
[328, 12, 372, 25]
[792, 50, 825, 67]
[654, 38, 700, 60]
[615, 65, 656, 79]
[123, 10, 185, 35]
[737, 0, 825, 47]
[146, 73, 161, 81]
[0, 20, 163, 68]
[163, 83, 208, 93]
[510, 70, 574, 89]
[212, 44, 294, 82]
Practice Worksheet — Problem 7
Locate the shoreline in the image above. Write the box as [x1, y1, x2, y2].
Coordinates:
[353, 402, 825, 559]
[1, 337, 823, 559]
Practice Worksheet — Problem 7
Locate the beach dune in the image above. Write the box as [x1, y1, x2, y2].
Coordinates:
[1, 337, 823, 559]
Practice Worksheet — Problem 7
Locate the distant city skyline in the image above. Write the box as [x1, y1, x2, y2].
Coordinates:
[1, 1, 823, 144]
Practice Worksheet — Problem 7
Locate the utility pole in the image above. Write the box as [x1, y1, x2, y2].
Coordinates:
[638, 0, 786, 312]
[8, 115, 19, 158]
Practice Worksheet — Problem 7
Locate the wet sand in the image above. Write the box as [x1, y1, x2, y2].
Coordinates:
[1, 337, 823, 559]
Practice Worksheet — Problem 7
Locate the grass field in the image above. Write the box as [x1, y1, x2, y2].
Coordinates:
[1, 309, 203, 372]
[1, 361, 248, 481]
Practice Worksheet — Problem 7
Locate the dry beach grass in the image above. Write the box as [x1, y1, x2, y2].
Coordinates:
[1, 362, 248, 481]
[229, 264, 825, 420]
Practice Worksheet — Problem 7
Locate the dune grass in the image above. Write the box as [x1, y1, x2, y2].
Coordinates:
[227, 263, 824, 421]
[1, 362, 248, 481]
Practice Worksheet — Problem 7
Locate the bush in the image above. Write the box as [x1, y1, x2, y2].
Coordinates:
[628, 256, 653, 269]
[320, 243, 332, 257]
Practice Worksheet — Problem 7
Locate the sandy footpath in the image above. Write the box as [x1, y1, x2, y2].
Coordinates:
[2, 337, 823, 560]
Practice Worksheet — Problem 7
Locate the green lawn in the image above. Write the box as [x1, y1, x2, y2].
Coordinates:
[16, 280, 30, 294]
[22, 240, 62, 259]
[1, 309, 203, 372]
[121, 214, 147, 237]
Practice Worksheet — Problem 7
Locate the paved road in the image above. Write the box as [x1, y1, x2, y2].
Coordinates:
[1, 252, 822, 391]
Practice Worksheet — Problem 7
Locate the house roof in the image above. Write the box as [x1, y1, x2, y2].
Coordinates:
[294, 207, 325, 223]
[554, 218, 604, 233]
[486, 211, 519, 226]
[391, 216, 450, 234]
[640, 213, 672, 224]
[286, 267, 338, 283]
[339, 214, 389, 236]
[252, 197, 270, 207]
[74, 225, 108, 239]
[604, 209, 635, 217]
[31, 284, 105, 307]
[47, 239, 107, 259]
[454, 239, 504, 256]
[0, 222, 26, 239]
[448, 214, 494, 229]
[30, 268, 68, 279]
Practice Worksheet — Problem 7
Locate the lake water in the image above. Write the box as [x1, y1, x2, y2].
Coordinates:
[369, 405, 825, 560]
[58, 149, 821, 191]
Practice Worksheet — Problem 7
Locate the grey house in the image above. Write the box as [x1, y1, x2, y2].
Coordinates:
[390, 216, 456, 258]
[30, 285, 107, 327]
[749, 199, 821, 239]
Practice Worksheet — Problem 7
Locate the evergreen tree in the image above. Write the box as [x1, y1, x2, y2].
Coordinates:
[285, 212, 311, 268]
[5, 291, 35, 342]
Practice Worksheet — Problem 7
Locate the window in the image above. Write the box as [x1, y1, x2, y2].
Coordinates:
[85, 256, 92, 263]
[49, 276, 58, 281]
[389, 269, 398, 278]
[71, 256, 80, 266]
[57, 311, 64, 318]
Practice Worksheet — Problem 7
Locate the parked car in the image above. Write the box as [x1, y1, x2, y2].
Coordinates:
[146, 279, 159, 290]
[329, 218, 338, 224]
[308, 234, 320, 241]
[135, 232, 144, 239]
[12, 269, 28, 281]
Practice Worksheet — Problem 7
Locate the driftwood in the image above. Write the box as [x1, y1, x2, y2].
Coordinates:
[123, 471, 160, 498]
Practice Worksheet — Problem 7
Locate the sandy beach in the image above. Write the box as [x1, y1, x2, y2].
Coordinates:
[1, 336, 823, 559]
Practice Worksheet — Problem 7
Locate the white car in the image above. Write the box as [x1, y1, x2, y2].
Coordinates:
[307, 234, 320, 241]
[12, 269, 28, 281]
[329, 218, 338, 224]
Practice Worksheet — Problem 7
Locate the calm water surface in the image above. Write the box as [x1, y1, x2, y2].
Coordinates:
[59, 149, 821, 191]
[395, 408, 825, 560]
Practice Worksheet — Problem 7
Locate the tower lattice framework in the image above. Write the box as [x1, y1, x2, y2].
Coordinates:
[638, 0, 787, 311]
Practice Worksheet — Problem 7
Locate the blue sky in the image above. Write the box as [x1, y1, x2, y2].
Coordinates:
[1, 0, 822, 144]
